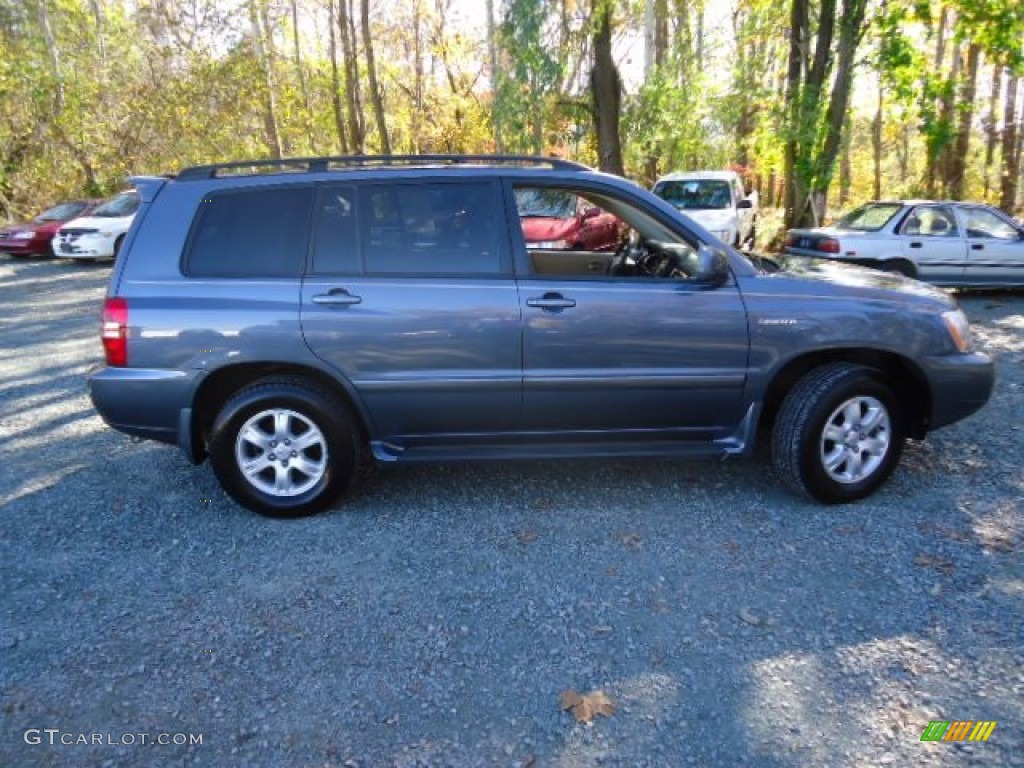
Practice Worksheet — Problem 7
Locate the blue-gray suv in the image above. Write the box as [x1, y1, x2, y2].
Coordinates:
[89, 155, 995, 517]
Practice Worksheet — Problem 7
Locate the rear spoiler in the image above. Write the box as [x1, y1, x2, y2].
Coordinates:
[128, 175, 171, 204]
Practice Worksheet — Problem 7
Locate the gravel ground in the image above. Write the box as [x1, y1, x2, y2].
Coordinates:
[1, 256, 1022, 767]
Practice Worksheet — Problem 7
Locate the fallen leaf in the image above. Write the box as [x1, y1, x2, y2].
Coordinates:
[985, 301, 1004, 308]
[560, 689, 615, 723]
[937, 527, 971, 544]
[516, 530, 539, 544]
[982, 534, 1016, 553]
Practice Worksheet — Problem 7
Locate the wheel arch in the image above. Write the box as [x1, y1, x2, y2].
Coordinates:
[759, 348, 932, 441]
[188, 362, 373, 463]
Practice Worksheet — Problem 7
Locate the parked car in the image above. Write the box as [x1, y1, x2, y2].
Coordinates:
[89, 155, 993, 518]
[53, 190, 140, 261]
[783, 200, 1024, 287]
[0, 200, 98, 257]
[652, 170, 758, 248]
[515, 187, 623, 251]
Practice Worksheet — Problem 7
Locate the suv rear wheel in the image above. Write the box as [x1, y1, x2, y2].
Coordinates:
[208, 377, 361, 517]
[772, 363, 905, 503]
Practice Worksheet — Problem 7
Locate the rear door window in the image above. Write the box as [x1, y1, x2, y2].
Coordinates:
[357, 182, 503, 275]
[185, 185, 314, 277]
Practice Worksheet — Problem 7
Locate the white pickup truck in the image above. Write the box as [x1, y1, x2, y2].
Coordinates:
[652, 170, 758, 248]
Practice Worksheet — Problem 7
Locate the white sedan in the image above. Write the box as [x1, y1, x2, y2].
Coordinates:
[783, 201, 1024, 287]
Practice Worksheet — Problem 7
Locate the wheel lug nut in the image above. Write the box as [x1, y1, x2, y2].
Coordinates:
[268, 454, 276, 461]
[284, 440, 291, 446]
[291, 451, 297, 457]
[270, 440, 277, 447]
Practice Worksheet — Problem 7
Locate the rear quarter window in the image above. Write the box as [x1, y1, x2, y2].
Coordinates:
[184, 185, 314, 277]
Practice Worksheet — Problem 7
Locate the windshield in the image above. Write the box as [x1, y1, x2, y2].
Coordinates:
[654, 179, 732, 210]
[35, 202, 89, 223]
[515, 188, 576, 219]
[92, 193, 139, 218]
[835, 203, 903, 231]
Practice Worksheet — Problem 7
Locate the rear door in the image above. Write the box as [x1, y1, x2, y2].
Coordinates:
[958, 205, 1024, 286]
[898, 204, 967, 283]
[300, 179, 523, 443]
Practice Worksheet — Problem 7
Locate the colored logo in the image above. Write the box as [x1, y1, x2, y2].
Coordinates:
[920, 720, 996, 742]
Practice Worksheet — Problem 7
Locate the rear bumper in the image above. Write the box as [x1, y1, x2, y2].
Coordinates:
[922, 352, 995, 430]
[88, 367, 203, 459]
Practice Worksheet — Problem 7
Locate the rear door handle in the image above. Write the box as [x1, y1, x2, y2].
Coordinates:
[526, 293, 576, 310]
[909, 242, 923, 249]
[971, 243, 984, 251]
[312, 289, 362, 306]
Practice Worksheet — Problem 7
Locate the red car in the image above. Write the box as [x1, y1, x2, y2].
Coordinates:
[516, 188, 623, 251]
[0, 200, 99, 257]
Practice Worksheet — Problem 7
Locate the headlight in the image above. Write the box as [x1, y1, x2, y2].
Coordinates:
[942, 309, 972, 353]
[13, 230, 35, 239]
[531, 239, 571, 250]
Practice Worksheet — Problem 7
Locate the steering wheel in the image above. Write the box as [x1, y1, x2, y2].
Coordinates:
[607, 230, 639, 276]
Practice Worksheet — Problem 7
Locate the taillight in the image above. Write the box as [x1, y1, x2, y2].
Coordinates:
[101, 297, 128, 367]
[817, 237, 840, 254]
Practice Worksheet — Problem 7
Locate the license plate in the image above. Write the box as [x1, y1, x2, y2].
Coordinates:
[60, 242, 72, 253]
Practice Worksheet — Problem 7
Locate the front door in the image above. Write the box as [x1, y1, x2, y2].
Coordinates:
[508, 181, 750, 437]
[958, 205, 1024, 286]
[300, 180, 522, 443]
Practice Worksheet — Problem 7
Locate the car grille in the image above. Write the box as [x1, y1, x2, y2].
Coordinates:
[60, 228, 99, 237]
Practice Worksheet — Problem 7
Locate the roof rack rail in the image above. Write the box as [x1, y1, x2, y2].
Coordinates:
[176, 154, 591, 181]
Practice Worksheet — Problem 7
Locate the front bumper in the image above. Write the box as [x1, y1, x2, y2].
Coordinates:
[922, 352, 996, 430]
[89, 367, 203, 459]
[0, 238, 51, 256]
[54, 234, 116, 259]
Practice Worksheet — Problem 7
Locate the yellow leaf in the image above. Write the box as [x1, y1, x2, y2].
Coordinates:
[560, 689, 615, 723]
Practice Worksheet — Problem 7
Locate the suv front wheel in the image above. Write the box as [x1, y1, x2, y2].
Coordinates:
[772, 363, 905, 503]
[208, 377, 362, 517]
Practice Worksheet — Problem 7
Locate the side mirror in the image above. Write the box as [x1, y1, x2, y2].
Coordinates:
[737, 199, 753, 209]
[581, 207, 601, 220]
[695, 244, 730, 284]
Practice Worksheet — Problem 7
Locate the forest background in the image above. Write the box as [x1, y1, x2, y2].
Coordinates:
[1, 0, 1022, 240]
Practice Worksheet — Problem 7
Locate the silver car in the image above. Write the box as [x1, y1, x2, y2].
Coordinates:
[784, 201, 1024, 287]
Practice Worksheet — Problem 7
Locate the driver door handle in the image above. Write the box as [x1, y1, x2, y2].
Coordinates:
[526, 293, 576, 310]
[909, 242, 923, 249]
[312, 289, 362, 306]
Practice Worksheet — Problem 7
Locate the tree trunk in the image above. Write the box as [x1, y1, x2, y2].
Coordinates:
[290, 0, 316, 153]
[923, 6, 949, 196]
[249, 1, 283, 159]
[338, 0, 364, 153]
[487, 0, 502, 152]
[410, 0, 423, 152]
[361, 0, 390, 154]
[802, 0, 868, 226]
[1001, 74, 1020, 214]
[35, 0, 65, 115]
[984, 65, 1002, 200]
[872, 82, 882, 200]
[328, 0, 350, 153]
[949, 42, 979, 200]
[838, 112, 852, 206]
[590, 1, 623, 176]
[783, 0, 808, 228]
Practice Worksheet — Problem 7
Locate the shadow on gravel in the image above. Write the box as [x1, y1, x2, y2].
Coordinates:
[1, 262, 1021, 768]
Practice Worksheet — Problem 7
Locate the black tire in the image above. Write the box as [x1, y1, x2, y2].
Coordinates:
[771, 363, 905, 504]
[880, 259, 916, 278]
[208, 376, 362, 518]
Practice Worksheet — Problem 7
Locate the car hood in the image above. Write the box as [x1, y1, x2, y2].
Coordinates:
[679, 209, 735, 230]
[521, 216, 575, 242]
[756, 254, 956, 308]
[59, 214, 135, 231]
